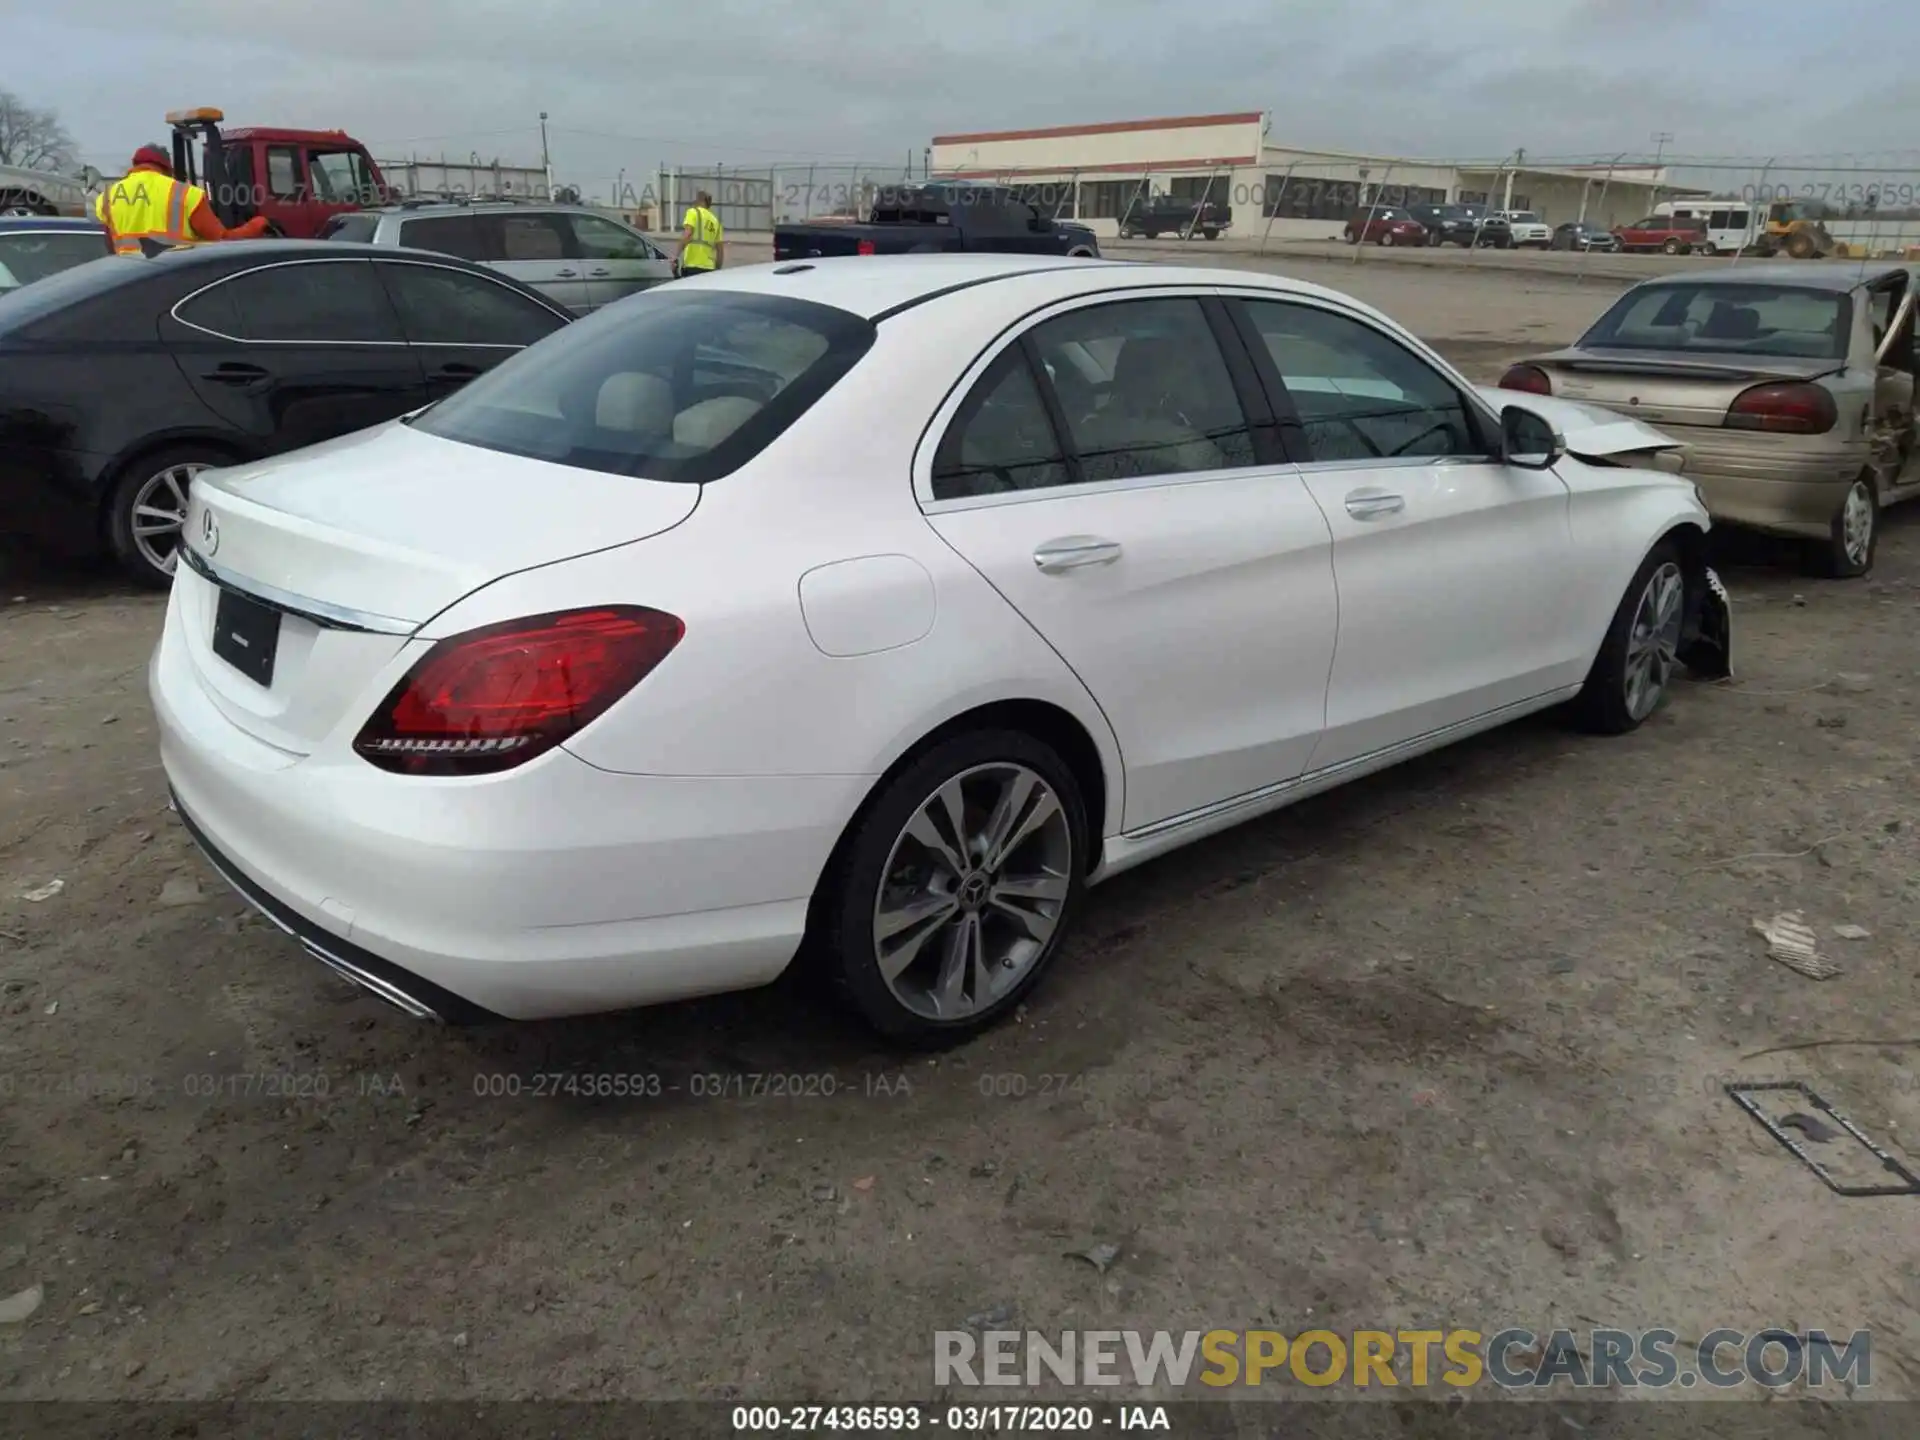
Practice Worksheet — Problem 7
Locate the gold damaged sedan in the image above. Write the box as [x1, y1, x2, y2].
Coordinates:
[1500, 263, 1919, 578]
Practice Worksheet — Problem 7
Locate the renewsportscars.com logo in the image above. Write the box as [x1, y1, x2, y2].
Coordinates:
[933, 1327, 1872, 1391]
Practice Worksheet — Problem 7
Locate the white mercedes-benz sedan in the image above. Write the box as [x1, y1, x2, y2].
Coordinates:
[151, 254, 1732, 1044]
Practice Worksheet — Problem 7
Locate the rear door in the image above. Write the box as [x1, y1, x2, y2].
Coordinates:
[921, 291, 1339, 833]
[163, 256, 428, 453]
[374, 258, 569, 399]
[563, 211, 673, 310]
[474, 209, 589, 313]
[1227, 293, 1579, 769]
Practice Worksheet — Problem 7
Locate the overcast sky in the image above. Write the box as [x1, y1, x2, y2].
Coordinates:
[9, 0, 1914, 199]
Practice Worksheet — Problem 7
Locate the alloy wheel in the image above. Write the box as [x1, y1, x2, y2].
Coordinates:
[871, 762, 1074, 1022]
[131, 463, 206, 577]
[1623, 561, 1684, 721]
[1841, 480, 1874, 568]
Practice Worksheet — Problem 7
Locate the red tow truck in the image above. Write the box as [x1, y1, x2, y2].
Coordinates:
[163, 106, 392, 239]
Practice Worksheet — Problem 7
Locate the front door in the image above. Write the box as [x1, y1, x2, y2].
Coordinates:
[921, 292, 1338, 833]
[163, 256, 428, 453]
[563, 211, 674, 310]
[1229, 295, 1578, 771]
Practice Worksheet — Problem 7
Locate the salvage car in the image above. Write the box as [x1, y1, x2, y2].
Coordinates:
[775, 183, 1100, 261]
[1407, 203, 1510, 248]
[1497, 210, 1553, 248]
[152, 255, 1731, 1044]
[1499, 264, 1919, 577]
[1613, 215, 1706, 254]
[0, 215, 107, 294]
[0, 240, 569, 586]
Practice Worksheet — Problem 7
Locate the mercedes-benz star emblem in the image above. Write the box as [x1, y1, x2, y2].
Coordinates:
[200, 507, 219, 556]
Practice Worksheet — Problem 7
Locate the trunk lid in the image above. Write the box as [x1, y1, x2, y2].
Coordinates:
[179, 419, 700, 755]
[1523, 346, 1839, 430]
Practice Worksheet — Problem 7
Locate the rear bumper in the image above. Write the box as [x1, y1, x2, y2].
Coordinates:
[1675, 432, 1866, 539]
[150, 603, 868, 1021]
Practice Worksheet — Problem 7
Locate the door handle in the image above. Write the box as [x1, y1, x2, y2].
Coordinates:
[1343, 489, 1405, 520]
[589, 268, 611, 276]
[431, 361, 484, 380]
[554, 269, 578, 277]
[1033, 536, 1122, 572]
[200, 362, 270, 386]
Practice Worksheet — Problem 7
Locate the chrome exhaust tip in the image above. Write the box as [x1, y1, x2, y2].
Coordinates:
[301, 941, 443, 1022]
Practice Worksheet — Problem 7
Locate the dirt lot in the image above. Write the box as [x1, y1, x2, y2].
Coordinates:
[3, 251, 1918, 1408]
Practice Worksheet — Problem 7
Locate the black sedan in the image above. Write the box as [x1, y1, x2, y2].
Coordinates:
[0, 216, 108, 295]
[0, 240, 571, 587]
[1550, 221, 1620, 252]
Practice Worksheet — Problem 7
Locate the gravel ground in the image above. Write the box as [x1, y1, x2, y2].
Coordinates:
[2, 251, 1917, 1409]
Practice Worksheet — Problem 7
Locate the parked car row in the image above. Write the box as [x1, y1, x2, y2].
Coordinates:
[1342, 206, 1726, 256]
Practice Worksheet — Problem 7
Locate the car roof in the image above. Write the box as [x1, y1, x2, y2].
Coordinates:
[675, 253, 1398, 323]
[1630, 262, 1911, 293]
[361, 201, 594, 218]
[0, 216, 104, 233]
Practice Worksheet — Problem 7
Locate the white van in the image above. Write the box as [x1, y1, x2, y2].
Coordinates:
[1654, 198, 1754, 256]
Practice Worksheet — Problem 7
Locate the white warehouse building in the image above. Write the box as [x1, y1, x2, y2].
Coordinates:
[928, 111, 1694, 241]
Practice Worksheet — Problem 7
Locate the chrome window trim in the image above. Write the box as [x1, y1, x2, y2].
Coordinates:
[178, 543, 417, 636]
[168, 255, 569, 346]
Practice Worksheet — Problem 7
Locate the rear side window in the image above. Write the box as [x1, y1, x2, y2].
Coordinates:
[409, 289, 875, 482]
[320, 212, 379, 244]
[931, 347, 1069, 499]
[178, 260, 403, 343]
[377, 261, 567, 346]
[398, 214, 489, 261]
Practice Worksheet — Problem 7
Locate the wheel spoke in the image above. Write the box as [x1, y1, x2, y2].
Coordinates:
[986, 789, 1063, 873]
[989, 871, 1069, 904]
[979, 770, 1039, 871]
[878, 906, 954, 983]
[933, 916, 976, 1014]
[161, 470, 191, 512]
[904, 807, 967, 881]
[875, 891, 958, 944]
[989, 896, 1054, 943]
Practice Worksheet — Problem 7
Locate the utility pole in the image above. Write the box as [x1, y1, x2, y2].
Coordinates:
[539, 111, 553, 200]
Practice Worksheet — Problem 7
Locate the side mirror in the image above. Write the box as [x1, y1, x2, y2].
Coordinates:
[1501, 404, 1565, 470]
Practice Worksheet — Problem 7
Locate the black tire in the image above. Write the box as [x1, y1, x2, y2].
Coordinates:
[1806, 476, 1878, 579]
[104, 443, 234, 590]
[817, 728, 1090, 1048]
[1565, 542, 1689, 735]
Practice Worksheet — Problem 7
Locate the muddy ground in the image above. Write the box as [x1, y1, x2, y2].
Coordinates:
[2, 252, 1918, 1409]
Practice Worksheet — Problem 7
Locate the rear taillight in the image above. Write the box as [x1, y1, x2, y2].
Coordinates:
[857, 239, 876, 256]
[1725, 381, 1837, 435]
[353, 606, 683, 776]
[1498, 364, 1552, 396]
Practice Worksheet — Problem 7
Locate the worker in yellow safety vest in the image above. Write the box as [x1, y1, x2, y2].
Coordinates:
[94, 144, 271, 255]
[676, 190, 724, 276]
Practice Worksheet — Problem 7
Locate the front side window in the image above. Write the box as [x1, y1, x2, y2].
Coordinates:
[1241, 300, 1484, 463]
[566, 213, 656, 260]
[179, 260, 403, 343]
[1027, 298, 1257, 483]
[409, 289, 874, 482]
[1580, 283, 1849, 360]
[377, 261, 567, 346]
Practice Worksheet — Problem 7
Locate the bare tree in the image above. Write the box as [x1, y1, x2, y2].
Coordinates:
[0, 90, 79, 172]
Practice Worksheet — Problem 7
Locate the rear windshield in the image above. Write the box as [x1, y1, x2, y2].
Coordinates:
[0, 230, 108, 293]
[409, 288, 876, 482]
[0, 249, 147, 335]
[1580, 283, 1850, 360]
